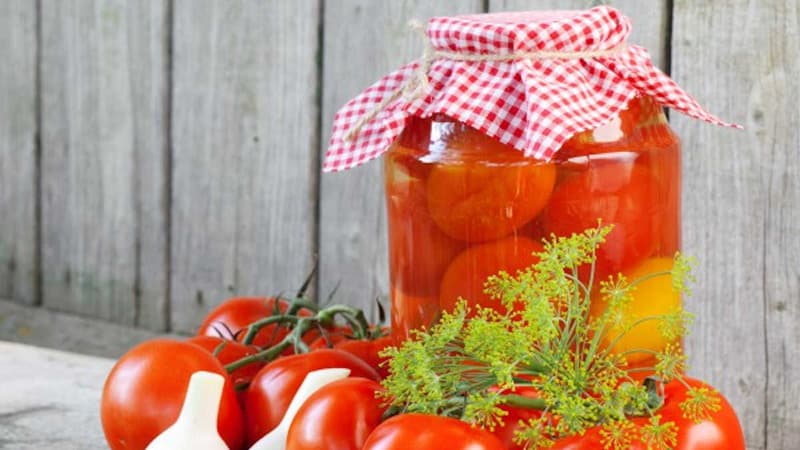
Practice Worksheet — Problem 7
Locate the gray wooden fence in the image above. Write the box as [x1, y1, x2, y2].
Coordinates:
[0, 1, 797, 448]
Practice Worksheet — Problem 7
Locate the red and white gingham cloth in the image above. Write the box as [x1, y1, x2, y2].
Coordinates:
[323, 6, 739, 172]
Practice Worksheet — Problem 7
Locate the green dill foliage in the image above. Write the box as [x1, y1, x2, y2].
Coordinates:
[379, 225, 720, 450]
[640, 415, 679, 450]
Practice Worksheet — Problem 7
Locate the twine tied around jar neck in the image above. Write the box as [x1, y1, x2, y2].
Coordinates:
[343, 20, 628, 143]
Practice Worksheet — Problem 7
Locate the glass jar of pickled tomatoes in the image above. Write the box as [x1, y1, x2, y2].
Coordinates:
[384, 95, 681, 365]
[324, 7, 733, 368]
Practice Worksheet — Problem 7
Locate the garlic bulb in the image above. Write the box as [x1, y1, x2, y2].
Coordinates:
[248, 368, 351, 450]
[146, 371, 229, 450]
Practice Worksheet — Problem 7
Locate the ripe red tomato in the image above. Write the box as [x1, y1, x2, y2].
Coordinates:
[542, 162, 662, 281]
[362, 413, 505, 450]
[196, 296, 314, 350]
[186, 335, 263, 386]
[100, 339, 244, 450]
[243, 348, 381, 445]
[491, 386, 544, 450]
[306, 325, 350, 348]
[310, 327, 393, 378]
[550, 377, 745, 449]
[333, 336, 394, 379]
[286, 377, 387, 450]
[439, 236, 543, 316]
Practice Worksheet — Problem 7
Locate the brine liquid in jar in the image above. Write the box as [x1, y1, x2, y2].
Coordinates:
[384, 96, 681, 368]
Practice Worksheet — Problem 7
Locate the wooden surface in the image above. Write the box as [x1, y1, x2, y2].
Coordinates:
[0, 299, 168, 359]
[0, 341, 112, 449]
[0, 1, 797, 448]
[0, 0, 37, 306]
[319, 0, 483, 318]
[170, 0, 320, 333]
[672, 1, 800, 449]
[40, 0, 170, 330]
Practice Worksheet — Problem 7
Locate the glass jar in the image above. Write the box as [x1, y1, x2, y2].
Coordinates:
[384, 95, 680, 366]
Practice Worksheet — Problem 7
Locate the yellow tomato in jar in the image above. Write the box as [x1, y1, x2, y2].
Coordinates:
[590, 257, 680, 365]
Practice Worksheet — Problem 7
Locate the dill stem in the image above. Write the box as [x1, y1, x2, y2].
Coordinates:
[504, 394, 547, 410]
[627, 271, 671, 289]
[601, 315, 669, 359]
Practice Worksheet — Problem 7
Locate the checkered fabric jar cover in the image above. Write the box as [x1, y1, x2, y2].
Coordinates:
[323, 6, 738, 172]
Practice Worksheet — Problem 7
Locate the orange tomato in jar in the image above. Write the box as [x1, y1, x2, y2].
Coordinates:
[390, 287, 440, 341]
[637, 123, 682, 254]
[439, 236, 543, 316]
[385, 150, 464, 296]
[556, 96, 648, 159]
[425, 129, 556, 243]
[542, 162, 663, 282]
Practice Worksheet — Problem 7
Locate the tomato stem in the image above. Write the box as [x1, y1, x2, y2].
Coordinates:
[317, 305, 372, 339]
[225, 340, 292, 372]
[241, 315, 300, 345]
[211, 340, 227, 357]
[225, 303, 374, 373]
[285, 297, 320, 316]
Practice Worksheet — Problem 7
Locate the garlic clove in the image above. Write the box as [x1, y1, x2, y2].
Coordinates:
[146, 371, 230, 450]
[248, 367, 351, 450]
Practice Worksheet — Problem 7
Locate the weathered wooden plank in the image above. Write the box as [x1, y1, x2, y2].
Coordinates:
[672, 1, 800, 448]
[722, 2, 798, 448]
[319, 0, 484, 318]
[0, 298, 173, 359]
[762, 72, 800, 449]
[489, 0, 670, 71]
[0, 342, 114, 449]
[0, 1, 37, 305]
[40, 0, 170, 330]
[171, 0, 320, 333]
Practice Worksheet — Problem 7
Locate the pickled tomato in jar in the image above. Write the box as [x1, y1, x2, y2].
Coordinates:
[383, 97, 681, 365]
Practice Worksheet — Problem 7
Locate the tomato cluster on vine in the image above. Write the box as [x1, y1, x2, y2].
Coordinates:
[100, 294, 398, 450]
[100, 292, 745, 450]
